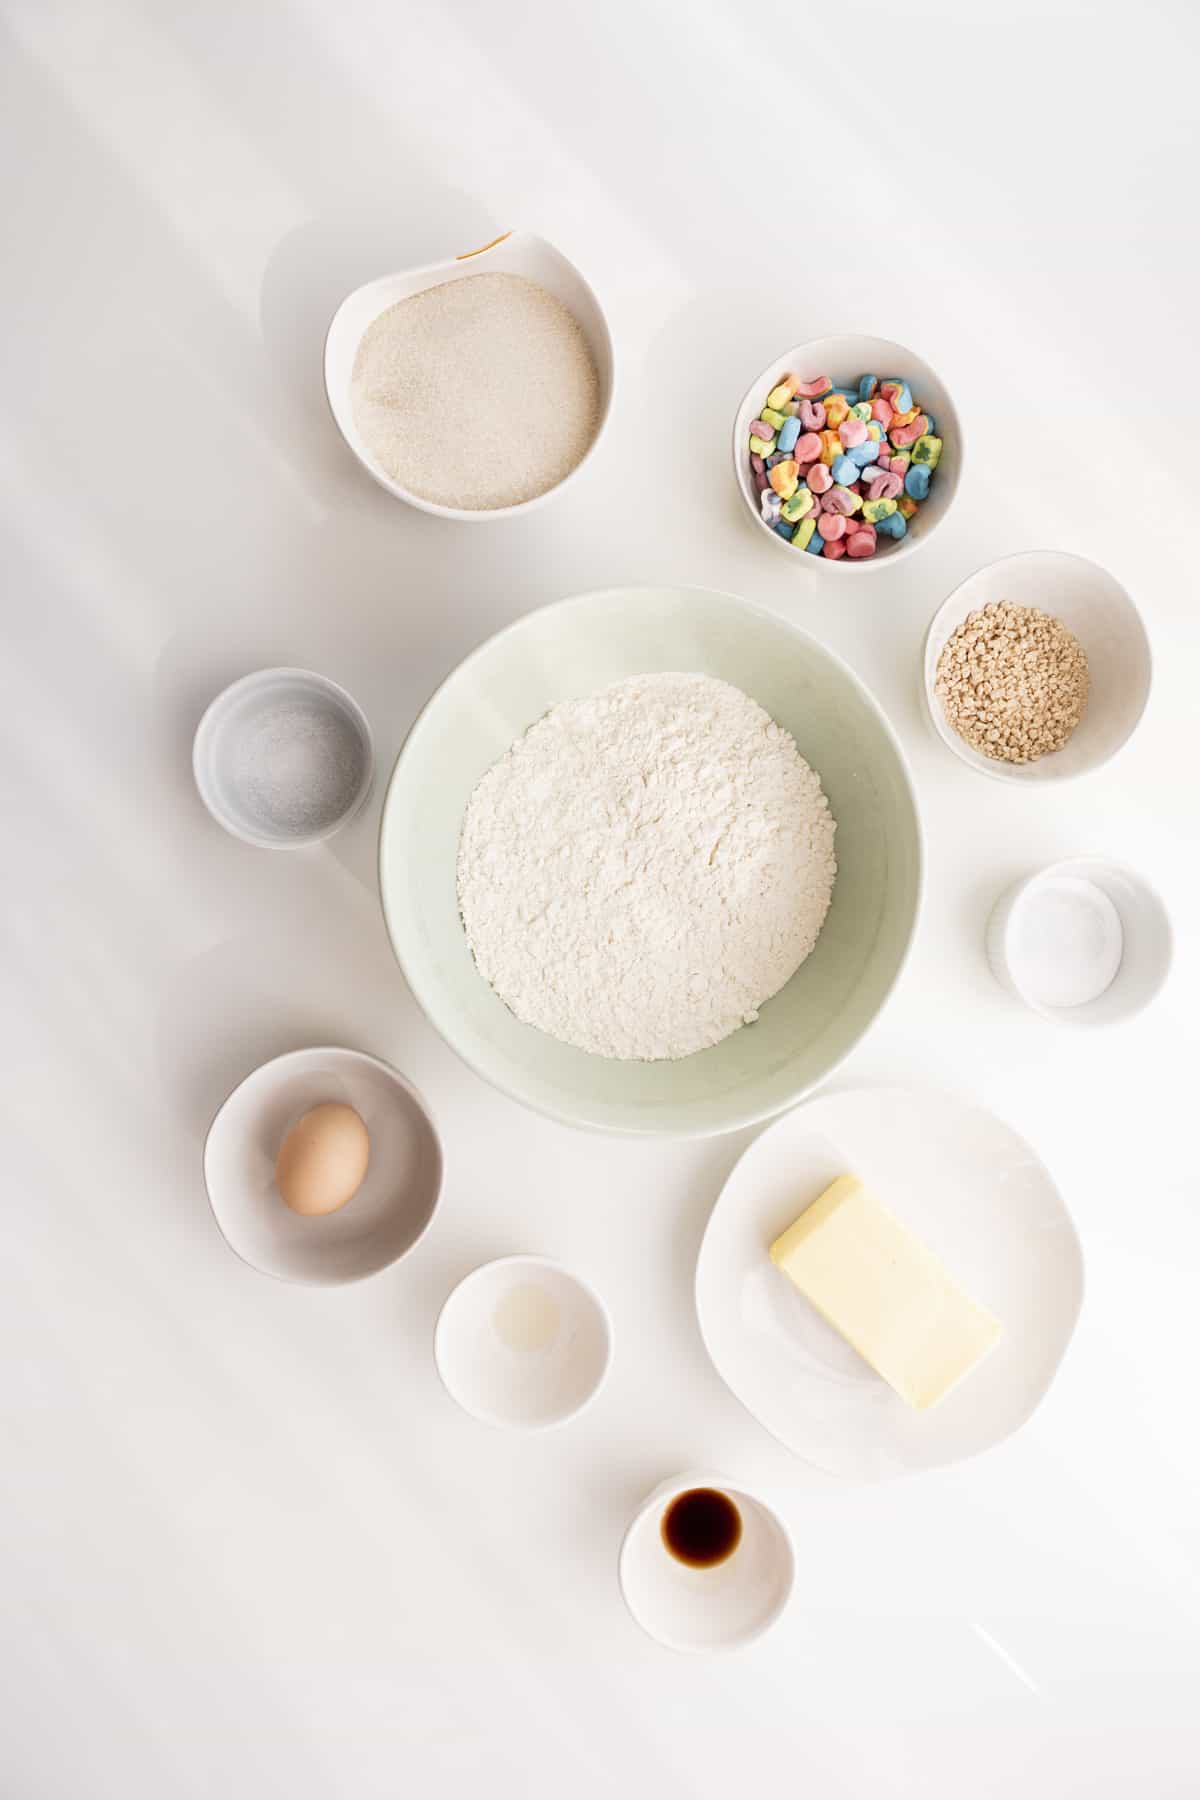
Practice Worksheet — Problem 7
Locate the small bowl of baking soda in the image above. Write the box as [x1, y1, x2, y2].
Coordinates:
[193, 668, 374, 850]
[324, 230, 614, 520]
[986, 856, 1172, 1026]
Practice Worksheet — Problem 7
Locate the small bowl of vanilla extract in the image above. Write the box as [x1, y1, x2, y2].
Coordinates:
[618, 1473, 794, 1652]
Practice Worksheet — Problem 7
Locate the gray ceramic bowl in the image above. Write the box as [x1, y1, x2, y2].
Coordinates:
[193, 668, 374, 849]
[379, 587, 922, 1137]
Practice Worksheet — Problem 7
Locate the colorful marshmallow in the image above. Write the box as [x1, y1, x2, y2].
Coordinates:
[768, 458, 800, 499]
[777, 415, 802, 455]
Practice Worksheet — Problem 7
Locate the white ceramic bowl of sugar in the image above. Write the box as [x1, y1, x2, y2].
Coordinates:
[732, 334, 963, 570]
[923, 551, 1152, 783]
[324, 230, 614, 520]
[193, 667, 374, 849]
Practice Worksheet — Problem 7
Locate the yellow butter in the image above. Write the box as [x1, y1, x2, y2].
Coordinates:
[769, 1175, 1002, 1411]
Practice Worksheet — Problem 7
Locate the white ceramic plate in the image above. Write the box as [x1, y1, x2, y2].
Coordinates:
[695, 1086, 1084, 1479]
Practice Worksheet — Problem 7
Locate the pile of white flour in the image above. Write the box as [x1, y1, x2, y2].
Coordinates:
[457, 673, 837, 1062]
[351, 272, 600, 510]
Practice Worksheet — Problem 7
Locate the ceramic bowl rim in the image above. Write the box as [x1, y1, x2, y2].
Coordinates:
[376, 584, 926, 1140]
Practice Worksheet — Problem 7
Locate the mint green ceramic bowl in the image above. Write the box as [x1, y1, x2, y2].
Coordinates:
[378, 588, 922, 1138]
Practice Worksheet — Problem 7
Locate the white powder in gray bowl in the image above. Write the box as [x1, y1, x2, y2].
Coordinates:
[350, 272, 601, 511]
[229, 700, 369, 838]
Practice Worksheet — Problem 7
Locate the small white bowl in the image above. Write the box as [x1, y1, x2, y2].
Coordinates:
[618, 1473, 795, 1653]
[324, 230, 614, 521]
[986, 857, 1172, 1026]
[194, 668, 374, 850]
[923, 550, 1152, 783]
[433, 1255, 612, 1430]
[203, 1048, 443, 1285]
[732, 335, 963, 571]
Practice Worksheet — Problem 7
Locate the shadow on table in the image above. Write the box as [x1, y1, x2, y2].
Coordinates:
[257, 186, 495, 500]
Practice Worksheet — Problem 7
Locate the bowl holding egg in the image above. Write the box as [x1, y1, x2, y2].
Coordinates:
[203, 1046, 443, 1286]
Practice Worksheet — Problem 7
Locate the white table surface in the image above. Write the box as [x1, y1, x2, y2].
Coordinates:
[4, 2, 1200, 1794]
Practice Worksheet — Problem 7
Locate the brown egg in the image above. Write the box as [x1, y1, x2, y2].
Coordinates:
[275, 1102, 370, 1217]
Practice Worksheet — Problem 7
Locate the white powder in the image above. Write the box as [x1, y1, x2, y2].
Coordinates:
[1010, 876, 1124, 1009]
[351, 273, 600, 510]
[457, 673, 837, 1062]
[229, 700, 368, 836]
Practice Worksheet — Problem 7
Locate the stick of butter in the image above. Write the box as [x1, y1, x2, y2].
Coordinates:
[769, 1175, 1002, 1411]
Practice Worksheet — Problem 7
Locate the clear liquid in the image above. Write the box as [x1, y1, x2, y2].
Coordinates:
[492, 1282, 561, 1352]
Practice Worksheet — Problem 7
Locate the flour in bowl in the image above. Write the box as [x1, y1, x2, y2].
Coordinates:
[456, 673, 837, 1061]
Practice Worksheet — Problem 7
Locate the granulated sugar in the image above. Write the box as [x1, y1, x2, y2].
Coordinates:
[351, 273, 600, 510]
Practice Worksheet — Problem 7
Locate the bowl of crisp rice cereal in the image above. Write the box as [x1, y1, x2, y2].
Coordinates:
[923, 550, 1152, 784]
